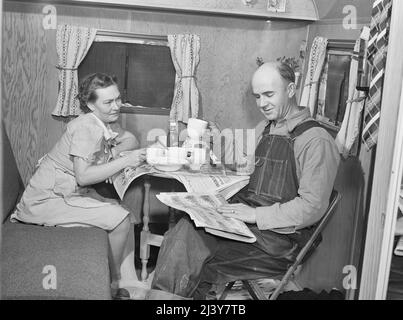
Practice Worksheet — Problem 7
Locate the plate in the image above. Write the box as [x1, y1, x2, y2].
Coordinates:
[148, 158, 188, 172]
[154, 164, 184, 172]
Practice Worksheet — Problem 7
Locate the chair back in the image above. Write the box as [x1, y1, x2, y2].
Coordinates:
[269, 190, 341, 300]
[299, 190, 341, 264]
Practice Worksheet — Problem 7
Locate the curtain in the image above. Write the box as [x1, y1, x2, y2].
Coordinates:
[335, 39, 366, 158]
[300, 37, 328, 116]
[317, 56, 329, 118]
[52, 25, 97, 117]
[168, 34, 201, 123]
[362, 0, 393, 150]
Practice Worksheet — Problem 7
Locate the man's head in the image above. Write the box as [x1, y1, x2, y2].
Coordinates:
[251, 62, 297, 122]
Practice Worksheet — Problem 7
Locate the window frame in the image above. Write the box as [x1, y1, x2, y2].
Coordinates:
[314, 39, 356, 133]
[86, 29, 174, 116]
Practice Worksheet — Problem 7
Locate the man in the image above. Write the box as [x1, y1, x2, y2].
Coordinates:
[150, 61, 340, 299]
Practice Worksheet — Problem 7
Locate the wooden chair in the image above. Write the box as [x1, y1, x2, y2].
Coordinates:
[219, 190, 341, 300]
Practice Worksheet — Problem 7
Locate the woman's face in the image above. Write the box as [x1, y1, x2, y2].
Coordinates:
[88, 85, 122, 123]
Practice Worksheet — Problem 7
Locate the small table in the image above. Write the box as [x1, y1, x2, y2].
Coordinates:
[139, 174, 180, 281]
[138, 165, 232, 281]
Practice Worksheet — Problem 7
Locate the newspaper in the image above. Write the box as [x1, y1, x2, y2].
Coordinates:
[156, 193, 257, 243]
[112, 164, 250, 201]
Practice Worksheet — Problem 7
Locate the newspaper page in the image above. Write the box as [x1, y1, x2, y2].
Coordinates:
[112, 164, 155, 199]
[174, 175, 249, 200]
[113, 165, 250, 200]
[156, 193, 257, 243]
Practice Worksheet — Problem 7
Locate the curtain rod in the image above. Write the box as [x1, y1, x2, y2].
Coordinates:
[96, 29, 168, 41]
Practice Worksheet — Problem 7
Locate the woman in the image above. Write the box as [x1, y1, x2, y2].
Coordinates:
[11, 73, 145, 292]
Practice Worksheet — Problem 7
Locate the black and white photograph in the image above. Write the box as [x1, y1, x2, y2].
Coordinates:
[1, 0, 403, 308]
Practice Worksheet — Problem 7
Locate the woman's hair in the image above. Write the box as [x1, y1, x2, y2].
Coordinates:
[77, 73, 118, 113]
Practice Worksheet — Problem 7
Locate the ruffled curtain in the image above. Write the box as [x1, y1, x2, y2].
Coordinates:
[300, 37, 328, 116]
[168, 34, 201, 123]
[52, 25, 97, 117]
[336, 38, 367, 158]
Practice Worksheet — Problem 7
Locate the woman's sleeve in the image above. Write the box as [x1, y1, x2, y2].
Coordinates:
[69, 124, 104, 162]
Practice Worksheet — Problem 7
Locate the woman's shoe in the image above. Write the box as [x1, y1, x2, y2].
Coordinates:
[112, 288, 131, 300]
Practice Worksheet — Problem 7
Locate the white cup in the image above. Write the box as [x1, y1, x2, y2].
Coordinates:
[167, 147, 188, 163]
[187, 118, 208, 141]
[188, 147, 207, 170]
[146, 148, 165, 163]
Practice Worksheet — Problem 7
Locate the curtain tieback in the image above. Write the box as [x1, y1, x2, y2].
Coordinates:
[179, 75, 196, 79]
[304, 81, 319, 87]
[346, 96, 367, 104]
[56, 65, 78, 71]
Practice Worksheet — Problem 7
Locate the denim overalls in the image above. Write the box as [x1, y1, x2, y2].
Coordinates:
[234, 120, 323, 208]
[151, 120, 324, 298]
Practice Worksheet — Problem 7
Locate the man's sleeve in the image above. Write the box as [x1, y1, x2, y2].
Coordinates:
[255, 137, 340, 231]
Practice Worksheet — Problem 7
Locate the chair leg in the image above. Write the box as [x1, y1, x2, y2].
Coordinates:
[243, 280, 268, 300]
[219, 281, 236, 300]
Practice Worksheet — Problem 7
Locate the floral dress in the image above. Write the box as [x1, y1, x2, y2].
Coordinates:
[11, 113, 129, 230]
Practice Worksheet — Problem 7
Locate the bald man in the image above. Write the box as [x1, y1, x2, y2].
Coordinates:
[150, 62, 340, 299]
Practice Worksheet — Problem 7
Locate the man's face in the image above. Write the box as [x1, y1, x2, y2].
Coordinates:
[252, 68, 292, 122]
[89, 85, 122, 123]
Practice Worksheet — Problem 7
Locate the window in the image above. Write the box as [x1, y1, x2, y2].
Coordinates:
[315, 40, 356, 132]
[78, 32, 176, 115]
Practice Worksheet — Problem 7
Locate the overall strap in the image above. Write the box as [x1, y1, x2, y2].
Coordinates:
[262, 121, 273, 136]
[290, 120, 324, 140]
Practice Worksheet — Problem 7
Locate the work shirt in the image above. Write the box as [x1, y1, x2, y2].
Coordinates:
[213, 107, 340, 231]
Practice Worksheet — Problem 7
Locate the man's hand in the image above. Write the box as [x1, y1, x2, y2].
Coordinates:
[217, 204, 257, 224]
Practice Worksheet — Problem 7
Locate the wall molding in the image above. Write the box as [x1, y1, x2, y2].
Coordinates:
[11, 0, 319, 21]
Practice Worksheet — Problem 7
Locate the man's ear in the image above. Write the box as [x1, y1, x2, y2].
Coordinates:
[287, 83, 296, 98]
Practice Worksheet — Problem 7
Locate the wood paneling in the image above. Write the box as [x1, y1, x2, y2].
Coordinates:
[2, 3, 65, 184]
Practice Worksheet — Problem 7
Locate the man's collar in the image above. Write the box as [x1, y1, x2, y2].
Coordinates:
[89, 113, 119, 141]
[272, 108, 312, 133]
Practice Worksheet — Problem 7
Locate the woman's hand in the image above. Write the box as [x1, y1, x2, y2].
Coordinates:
[217, 204, 257, 224]
[125, 148, 147, 167]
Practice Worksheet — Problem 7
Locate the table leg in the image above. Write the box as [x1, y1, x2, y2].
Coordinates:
[140, 177, 151, 282]
[168, 186, 176, 229]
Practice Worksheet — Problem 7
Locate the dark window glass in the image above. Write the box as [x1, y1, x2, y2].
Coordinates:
[324, 53, 351, 126]
[78, 41, 175, 109]
[79, 42, 127, 99]
[127, 44, 175, 109]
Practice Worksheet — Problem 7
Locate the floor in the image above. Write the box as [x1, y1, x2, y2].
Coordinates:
[118, 223, 302, 300]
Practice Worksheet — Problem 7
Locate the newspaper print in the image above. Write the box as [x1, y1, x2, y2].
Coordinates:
[156, 193, 256, 243]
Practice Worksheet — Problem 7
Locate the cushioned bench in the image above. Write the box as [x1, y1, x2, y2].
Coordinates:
[1, 126, 112, 300]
